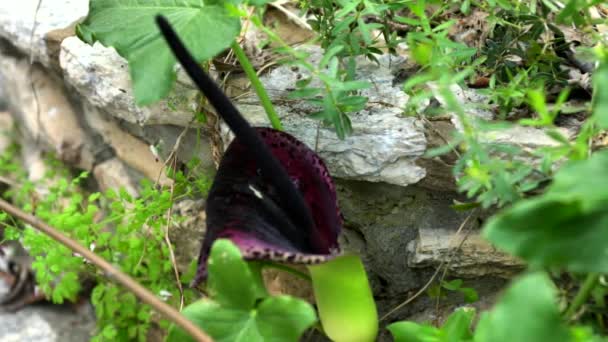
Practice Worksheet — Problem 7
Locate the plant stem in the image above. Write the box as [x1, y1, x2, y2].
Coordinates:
[230, 41, 283, 131]
[258, 261, 312, 281]
[564, 273, 599, 319]
[0, 198, 213, 342]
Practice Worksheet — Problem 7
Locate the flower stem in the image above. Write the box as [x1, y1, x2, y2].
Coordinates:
[230, 41, 283, 131]
[258, 261, 311, 281]
[565, 273, 599, 319]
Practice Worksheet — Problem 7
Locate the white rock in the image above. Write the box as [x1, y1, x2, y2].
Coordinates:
[0, 1, 88, 67]
[227, 47, 428, 187]
[60, 36, 200, 126]
[82, 104, 172, 186]
[407, 228, 524, 278]
[0, 55, 94, 170]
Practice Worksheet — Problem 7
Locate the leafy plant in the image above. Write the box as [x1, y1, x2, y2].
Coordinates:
[167, 240, 317, 342]
[0, 150, 210, 340]
[388, 306, 475, 342]
[78, 0, 282, 130]
[4, 0, 608, 341]
[428, 279, 479, 304]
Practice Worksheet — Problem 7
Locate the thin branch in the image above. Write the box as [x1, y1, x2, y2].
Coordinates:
[0, 198, 213, 342]
[165, 157, 185, 310]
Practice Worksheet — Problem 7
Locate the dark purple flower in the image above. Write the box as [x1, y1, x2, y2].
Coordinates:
[192, 127, 342, 286]
[154, 15, 342, 287]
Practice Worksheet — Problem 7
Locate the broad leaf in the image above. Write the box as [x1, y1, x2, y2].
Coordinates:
[166, 296, 316, 342]
[168, 240, 316, 342]
[206, 239, 267, 310]
[308, 255, 378, 342]
[483, 150, 608, 272]
[79, 0, 241, 105]
[593, 62, 608, 129]
[474, 273, 570, 342]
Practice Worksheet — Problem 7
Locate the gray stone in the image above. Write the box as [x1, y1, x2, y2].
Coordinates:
[336, 180, 475, 295]
[0, 53, 94, 171]
[227, 46, 428, 187]
[0, 0, 88, 68]
[60, 37, 200, 126]
[407, 228, 524, 278]
[0, 302, 96, 342]
[117, 121, 216, 177]
[170, 199, 206, 273]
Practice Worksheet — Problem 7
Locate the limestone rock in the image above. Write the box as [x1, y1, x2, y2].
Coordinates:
[0, 0, 88, 68]
[60, 36, 200, 126]
[407, 228, 524, 278]
[117, 122, 216, 178]
[83, 104, 172, 186]
[227, 46, 428, 187]
[0, 302, 96, 342]
[0, 55, 94, 170]
[170, 199, 206, 274]
[336, 180, 474, 294]
[92, 158, 139, 198]
[0, 111, 13, 153]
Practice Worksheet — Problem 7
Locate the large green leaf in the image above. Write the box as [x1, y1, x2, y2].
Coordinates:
[483, 150, 608, 272]
[592, 60, 608, 129]
[206, 239, 267, 310]
[308, 255, 378, 342]
[546, 150, 608, 211]
[79, 0, 241, 105]
[166, 296, 316, 342]
[167, 239, 316, 342]
[474, 272, 571, 342]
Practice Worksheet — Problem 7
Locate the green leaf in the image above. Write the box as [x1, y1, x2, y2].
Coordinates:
[206, 239, 267, 310]
[474, 272, 570, 342]
[442, 307, 475, 341]
[334, 80, 371, 92]
[388, 307, 475, 342]
[483, 150, 608, 272]
[308, 255, 378, 342]
[79, 0, 241, 105]
[593, 61, 608, 129]
[288, 87, 321, 99]
[246, 0, 273, 6]
[388, 321, 441, 342]
[166, 296, 316, 342]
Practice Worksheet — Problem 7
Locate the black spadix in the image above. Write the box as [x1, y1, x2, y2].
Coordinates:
[155, 16, 342, 286]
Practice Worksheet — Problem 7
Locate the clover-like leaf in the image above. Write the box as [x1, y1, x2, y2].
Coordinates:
[474, 272, 570, 342]
[166, 296, 316, 342]
[483, 150, 608, 272]
[79, 0, 241, 105]
[206, 239, 267, 310]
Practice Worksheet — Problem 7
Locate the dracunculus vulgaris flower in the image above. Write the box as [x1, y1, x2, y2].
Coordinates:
[156, 15, 378, 342]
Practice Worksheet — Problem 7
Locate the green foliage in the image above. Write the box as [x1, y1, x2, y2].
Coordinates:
[388, 307, 475, 342]
[0, 150, 210, 341]
[79, 0, 242, 105]
[474, 272, 571, 342]
[308, 254, 378, 342]
[6, 0, 608, 341]
[166, 240, 316, 342]
[483, 149, 608, 272]
[286, 49, 371, 139]
[428, 279, 479, 304]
